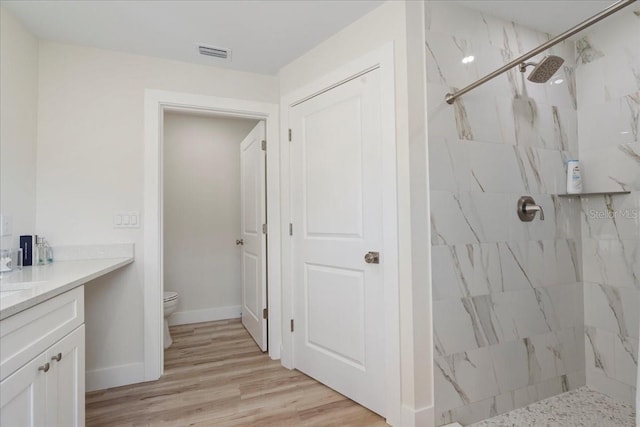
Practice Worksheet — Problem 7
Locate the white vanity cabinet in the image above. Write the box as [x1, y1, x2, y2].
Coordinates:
[0, 286, 85, 427]
[0, 351, 47, 426]
[45, 325, 84, 426]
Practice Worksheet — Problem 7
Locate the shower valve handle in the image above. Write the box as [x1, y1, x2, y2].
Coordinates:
[517, 196, 544, 222]
[524, 204, 545, 220]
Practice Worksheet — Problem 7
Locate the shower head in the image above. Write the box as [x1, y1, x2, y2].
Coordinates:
[518, 55, 565, 83]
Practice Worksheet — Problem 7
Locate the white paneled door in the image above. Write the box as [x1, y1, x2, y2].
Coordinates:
[240, 121, 268, 351]
[290, 68, 385, 415]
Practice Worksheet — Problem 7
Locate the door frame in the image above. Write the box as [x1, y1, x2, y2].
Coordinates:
[143, 90, 280, 380]
[280, 43, 401, 425]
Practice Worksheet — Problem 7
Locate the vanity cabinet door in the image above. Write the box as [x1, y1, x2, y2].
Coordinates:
[46, 325, 85, 427]
[0, 351, 47, 427]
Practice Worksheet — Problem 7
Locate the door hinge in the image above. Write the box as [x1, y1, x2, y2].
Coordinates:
[288, 129, 292, 142]
[290, 319, 294, 332]
[262, 223, 267, 234]
[289, 223, 293, 236]
[263, 308, 268, 319]
[261, 140, 266, 151]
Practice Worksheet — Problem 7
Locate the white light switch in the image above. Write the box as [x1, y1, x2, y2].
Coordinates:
[130, 211, 140, 228]
[0, 215, 12, 237]
[114, 211, 140, 228]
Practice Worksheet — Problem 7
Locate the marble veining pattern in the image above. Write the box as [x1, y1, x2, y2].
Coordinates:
[427, 1, 639, 425]
[576, 37, 605, 66]
[426, 2, 586, 424]
[576, 5, 639, 410]
[469, 387, 635, 427]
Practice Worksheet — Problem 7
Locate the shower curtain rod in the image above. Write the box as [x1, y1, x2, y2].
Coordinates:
[444, 0, 638, 104]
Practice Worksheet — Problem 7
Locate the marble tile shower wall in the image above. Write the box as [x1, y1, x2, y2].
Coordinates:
[576, 7, 640, 408]
[425, 2, 585, 425]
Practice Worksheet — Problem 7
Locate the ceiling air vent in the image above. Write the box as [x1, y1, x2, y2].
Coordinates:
[198, 45, 231, 60]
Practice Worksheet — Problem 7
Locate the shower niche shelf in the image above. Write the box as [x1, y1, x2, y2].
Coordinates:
[557, 191, 631, 197]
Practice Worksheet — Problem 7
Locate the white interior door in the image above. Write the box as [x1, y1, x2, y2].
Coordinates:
[240, 121, 267, 351]
[290, 68, 385, 415]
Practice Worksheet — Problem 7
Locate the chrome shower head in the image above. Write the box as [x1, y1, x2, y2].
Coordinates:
[518, 55, 565, 83]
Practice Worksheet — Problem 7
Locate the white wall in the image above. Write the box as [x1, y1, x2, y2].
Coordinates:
[35, 41, 278, 390]
[279, 1, 432, 425]
[15, 0, 432, 408]
[0, 7, 38, 250]
[163, 112, 258, 324]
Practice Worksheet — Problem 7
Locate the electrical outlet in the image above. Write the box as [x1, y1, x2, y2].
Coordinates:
[0, 215, 12, 237]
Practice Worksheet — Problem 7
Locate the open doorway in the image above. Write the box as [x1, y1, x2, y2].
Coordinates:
[143, 90, 280, 379]
[162, 111, 268, 355]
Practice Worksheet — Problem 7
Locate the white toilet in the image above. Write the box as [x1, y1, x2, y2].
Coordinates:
[163, 291, 179, 349]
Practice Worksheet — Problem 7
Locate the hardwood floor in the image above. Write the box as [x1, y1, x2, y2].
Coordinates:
[86, 319, 387, 426]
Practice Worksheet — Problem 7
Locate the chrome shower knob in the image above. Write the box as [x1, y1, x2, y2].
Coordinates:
[517, 196, 545, 222]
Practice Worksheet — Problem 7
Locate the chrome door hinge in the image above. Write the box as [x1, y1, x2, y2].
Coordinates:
[262, 223, 267, 234]
[263, 308, 268, 319]
[261, 140, 266, 151]
[289, 223, 293, 236]
[288, 129, 292, 141]
[290, 319, 294, 332]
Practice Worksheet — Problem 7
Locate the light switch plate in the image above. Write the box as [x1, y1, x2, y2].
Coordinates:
[0, 214, 12, 237]
[114, 211, 140, 228]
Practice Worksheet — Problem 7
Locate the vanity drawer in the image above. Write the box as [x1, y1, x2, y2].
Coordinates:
[0, 286, 84, 381]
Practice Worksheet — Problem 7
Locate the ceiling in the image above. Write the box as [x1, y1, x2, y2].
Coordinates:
[452, 1, 619, 36]
[0, 0, 383, 75]
[1, 1, 626, 75]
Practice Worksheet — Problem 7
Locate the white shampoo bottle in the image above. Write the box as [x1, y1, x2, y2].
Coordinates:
[566, 160, 582, 194]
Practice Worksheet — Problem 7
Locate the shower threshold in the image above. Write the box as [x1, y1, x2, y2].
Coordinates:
[469, 387, 635, 427]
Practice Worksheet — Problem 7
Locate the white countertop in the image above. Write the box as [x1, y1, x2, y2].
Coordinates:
[0, 257, 134, 320]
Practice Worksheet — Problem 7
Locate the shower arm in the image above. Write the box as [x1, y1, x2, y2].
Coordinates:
[444, 0, 637, 105]
[518, 62, 537, 72]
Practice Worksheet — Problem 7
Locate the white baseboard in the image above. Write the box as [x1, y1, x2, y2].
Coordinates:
[86, 362, 145, 392]
[168, 305, 241, 326]
[401, 404, 435, 427]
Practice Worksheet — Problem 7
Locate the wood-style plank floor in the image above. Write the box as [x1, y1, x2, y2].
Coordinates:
[86, 319, 387, 426]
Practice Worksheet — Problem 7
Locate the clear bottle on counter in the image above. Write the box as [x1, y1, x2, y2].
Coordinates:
[35, 237, 47, 265]
[44, 239, 53, 264]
